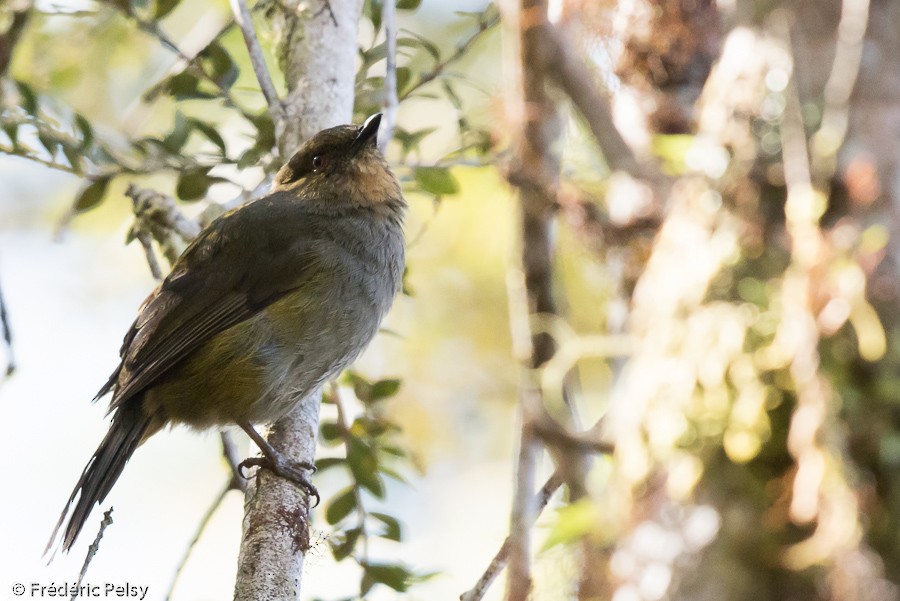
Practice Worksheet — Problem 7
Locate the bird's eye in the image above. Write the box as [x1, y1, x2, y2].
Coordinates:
[312, 155, 326, 171]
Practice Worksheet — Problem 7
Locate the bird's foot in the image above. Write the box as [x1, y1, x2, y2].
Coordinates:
[238, 455, 320, 507]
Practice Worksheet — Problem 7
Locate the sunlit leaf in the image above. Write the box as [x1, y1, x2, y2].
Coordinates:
[414, 166, 459, 196]
[542, 498, 600, 550]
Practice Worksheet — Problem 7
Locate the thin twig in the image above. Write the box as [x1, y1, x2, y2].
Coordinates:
[126, 185, 202, 266]
[230, 0, 282, 122]
[71, 508, 113, 601]
[399, 9, 500, 101]
[134, 17, 249, 115]
[379, 0, 398, 153]
[135, 230, 165, 281]
[538, 23, 659, 184]
[164, 484, 233, 601]
[0, 144, 80, 174]
[0, 275, 14, 376]
[331, 382, 371, 566]
[460, 471, 565, 601]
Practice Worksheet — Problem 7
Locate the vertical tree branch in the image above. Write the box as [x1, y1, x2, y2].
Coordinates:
[229, 0, 283, 126]
[274, 0, 362, 158]
[233, 1, 363, 599]
[379, 0, 398, 153]
[501, 0, 564, 599]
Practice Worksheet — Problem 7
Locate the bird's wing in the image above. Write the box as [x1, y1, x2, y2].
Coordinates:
[100, 196, 323, 410]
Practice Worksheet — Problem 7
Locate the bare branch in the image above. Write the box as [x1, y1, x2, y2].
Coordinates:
[126, 185, 202, 266]
[379, 0, 398, 153]
[70, 508, 113, 601]
[135, 230, 165, 281]
[230, 0, 283, 124]
[461, 471, 565, 601]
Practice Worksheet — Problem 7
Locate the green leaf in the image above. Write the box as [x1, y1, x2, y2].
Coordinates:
[165, 72, 214, 101]
[2, 122, 17, 147]
[73, 177, 111, 213]
[396, 0, 420, 9]
[154, 0, 181, 18]
[62, 144, 84, 174]
[330, 527, 361, 561]
[378, 466, 409, 484]
[249, 112, 276, 154]
[347, 438, 384, 497]
[361, 570, 375, 596]
[189, 119, 227, 153]
[370, 378, 401, 401]
[74, 114, 93, 150]
[38, 132, 58, 158]
[394, 127, 436, 154]
[202, 42, 239, 90]
[395, 66, 412, 95]
[399, 29, 440, 60]
[15, 80, 37, 115]
[365, 0, 383, 32]
[414, 166, 459, 196]
[162, 111, 192, 154]
[370, 512, 402, 541]
[363, 563, 412, 592]
[542, 498, 600, 550]
[325, 487, 357, 525]
[314, 457, 345, 472]
[320, 420, 342, 442]
[176, 167, 213, 201]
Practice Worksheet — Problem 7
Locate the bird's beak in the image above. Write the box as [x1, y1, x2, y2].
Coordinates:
[354, 113, 382, 149]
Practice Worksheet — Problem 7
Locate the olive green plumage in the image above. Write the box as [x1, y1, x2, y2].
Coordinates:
[49, 114, 405, 553]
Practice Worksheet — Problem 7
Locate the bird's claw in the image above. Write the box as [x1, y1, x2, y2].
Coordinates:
[238, 456, 320, 507]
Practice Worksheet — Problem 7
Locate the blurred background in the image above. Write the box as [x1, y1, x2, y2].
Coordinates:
[2, 0, 900, 600]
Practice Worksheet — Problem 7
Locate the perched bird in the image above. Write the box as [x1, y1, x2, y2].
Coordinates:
[48, 113, 406, 553]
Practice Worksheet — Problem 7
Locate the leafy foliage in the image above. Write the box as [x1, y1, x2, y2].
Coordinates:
[317, 372, 431, 598]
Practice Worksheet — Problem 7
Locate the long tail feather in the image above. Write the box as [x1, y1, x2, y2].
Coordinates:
[46, 403, 153, 555]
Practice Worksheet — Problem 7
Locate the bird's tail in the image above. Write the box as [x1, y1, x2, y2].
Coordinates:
[46, 402, 155, 555]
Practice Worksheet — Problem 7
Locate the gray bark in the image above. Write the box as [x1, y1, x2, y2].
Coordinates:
[233, 1, 363, 599]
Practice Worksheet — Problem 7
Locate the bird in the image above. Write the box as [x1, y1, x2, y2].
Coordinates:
[47, 113, 406, 554]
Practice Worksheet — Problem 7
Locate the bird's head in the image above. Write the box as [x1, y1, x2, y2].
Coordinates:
[272, 113, 402, 209]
